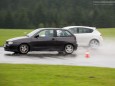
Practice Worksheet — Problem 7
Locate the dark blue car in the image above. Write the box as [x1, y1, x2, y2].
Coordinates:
[4, 28, 78, 54]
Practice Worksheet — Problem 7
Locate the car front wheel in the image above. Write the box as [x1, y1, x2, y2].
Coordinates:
[64, 44, 74, 54]
[19, 44, 29, 54]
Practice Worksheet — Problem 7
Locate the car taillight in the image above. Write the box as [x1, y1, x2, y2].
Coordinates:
[100, 34, 102, 36]
[73, 36, 75, 39]
[74, 36, 77, 41]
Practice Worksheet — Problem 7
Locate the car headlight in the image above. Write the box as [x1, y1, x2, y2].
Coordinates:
[8, 41, 13, 44]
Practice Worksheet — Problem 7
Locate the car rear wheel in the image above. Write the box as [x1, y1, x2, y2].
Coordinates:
[89, 39, 99, 48]
[19, 44, 29, 54]
[64, 44, 74, 54]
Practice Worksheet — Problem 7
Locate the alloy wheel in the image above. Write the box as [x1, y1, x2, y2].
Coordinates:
[65, 44, 74, 54]
[19, 44, 29, 54]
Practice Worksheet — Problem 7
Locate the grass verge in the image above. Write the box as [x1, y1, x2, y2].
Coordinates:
[98, 28, 115, 37]
[0, 64, 115, 86]
[0, 29, 32, 46]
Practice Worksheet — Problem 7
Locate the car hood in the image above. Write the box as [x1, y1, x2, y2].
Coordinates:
[7, 36, 29, 42]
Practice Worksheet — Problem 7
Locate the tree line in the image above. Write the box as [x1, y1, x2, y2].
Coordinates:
[0, 0, 115, 29]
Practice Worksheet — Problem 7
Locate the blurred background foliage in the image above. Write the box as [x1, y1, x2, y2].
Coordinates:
[0, 0, 115, 29]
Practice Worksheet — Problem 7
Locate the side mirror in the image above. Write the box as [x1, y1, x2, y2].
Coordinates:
[34, 35, 39, 38]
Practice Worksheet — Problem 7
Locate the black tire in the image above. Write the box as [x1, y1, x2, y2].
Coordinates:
[19, 44, 29, 54]
[64, 44, 74, 54]
[89, 39, 100, 48]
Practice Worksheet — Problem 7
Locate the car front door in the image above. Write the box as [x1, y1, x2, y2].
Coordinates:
[31, 29, 55, 51]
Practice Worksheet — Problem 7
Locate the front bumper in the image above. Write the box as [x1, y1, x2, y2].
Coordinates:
[4, 44, 19, 52]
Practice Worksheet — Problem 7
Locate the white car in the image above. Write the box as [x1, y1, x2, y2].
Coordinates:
[62, 26, 103, 48]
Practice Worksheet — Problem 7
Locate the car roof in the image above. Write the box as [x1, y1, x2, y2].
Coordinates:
[62, 26, 96, 30]
[35, 28, 70, 31]
[36, 28, 61, 30]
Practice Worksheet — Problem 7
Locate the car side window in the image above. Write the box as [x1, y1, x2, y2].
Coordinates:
[56, 30, 72, 37]
[69, 28, 77, 34]
[77, 28, 93, 33]
[38, 30, 54, 37]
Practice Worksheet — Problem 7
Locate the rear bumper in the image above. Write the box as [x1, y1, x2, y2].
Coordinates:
[74, 43, 78, 50]
[99, 36, 103, 46]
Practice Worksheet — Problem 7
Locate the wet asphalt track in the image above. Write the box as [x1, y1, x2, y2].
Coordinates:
[0, 38, 115, 68]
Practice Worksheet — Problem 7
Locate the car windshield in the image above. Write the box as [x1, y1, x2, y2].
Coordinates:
[27, 29, 40, 37]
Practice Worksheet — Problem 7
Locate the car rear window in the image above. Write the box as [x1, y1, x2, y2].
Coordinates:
[77, 28, 93, 33]
[56, 30, 72, 37]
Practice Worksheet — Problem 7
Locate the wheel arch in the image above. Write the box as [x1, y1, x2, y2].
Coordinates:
[89, 39, 100, 46]
[64, 43, 75, 49]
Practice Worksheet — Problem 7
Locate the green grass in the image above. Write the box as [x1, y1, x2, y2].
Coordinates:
[98, 28, 115, 37]
[0, 29, 32, 46]
[0, 64, 115, 86]
[0, 28, 115, 46]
